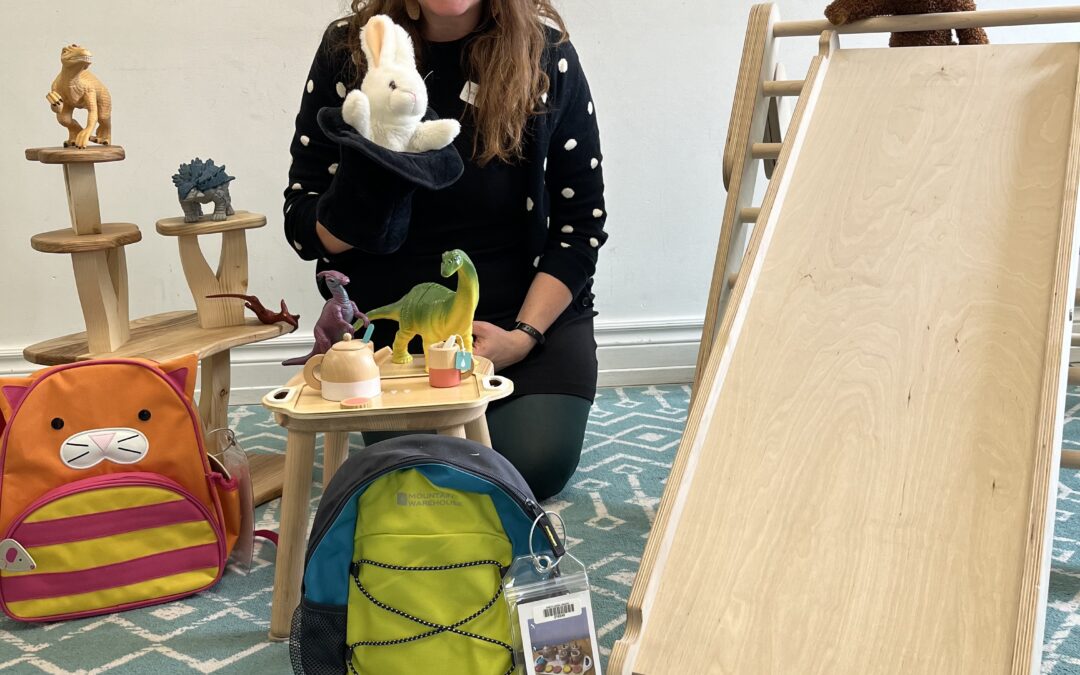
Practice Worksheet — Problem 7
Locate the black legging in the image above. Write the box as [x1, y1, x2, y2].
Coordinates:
[361, 393, 591, 501]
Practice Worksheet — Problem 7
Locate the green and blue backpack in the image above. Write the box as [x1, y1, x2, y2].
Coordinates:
[290, 434, 564, 674]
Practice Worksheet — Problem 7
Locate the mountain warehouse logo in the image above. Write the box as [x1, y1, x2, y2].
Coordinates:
[396, 491, 463, 507]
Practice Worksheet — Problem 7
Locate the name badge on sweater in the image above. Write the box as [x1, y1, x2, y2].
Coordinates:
[460, 81, 479, 106]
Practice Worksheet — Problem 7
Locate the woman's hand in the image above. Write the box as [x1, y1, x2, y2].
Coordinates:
[316, 221, 354, 254]
[472, 321, 536, 371]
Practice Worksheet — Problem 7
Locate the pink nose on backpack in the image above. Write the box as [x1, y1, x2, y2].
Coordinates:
[90, 432, 115, 451]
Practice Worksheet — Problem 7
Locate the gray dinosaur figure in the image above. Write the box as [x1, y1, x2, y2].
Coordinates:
[172, 158, 235, 223]
[282, 270, 369, 366]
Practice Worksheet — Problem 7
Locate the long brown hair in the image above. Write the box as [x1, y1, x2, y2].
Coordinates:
[334, 0, 566, 165]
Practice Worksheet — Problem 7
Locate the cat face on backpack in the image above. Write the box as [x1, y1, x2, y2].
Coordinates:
[0, 355, 198, 483]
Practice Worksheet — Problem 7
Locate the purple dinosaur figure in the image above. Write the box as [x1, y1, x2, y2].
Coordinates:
[282, 271, 369, 366]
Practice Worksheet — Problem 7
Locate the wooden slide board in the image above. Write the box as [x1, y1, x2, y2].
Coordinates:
[612, 42, 1080, 674]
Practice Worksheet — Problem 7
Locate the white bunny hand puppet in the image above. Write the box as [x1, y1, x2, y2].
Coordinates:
[342, 15, 461, 153]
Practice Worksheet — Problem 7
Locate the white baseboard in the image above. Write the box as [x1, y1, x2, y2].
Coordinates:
[0, 318, 702, 405]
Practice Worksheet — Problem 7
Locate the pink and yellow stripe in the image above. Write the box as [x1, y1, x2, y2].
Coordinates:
[1, 484, 223, 620]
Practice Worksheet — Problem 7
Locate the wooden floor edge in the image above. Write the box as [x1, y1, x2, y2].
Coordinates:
[608, 45, 833, 675]
[1010, 49, 1080, 675]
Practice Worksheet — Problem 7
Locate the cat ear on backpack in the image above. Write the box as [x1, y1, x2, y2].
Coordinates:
[155, 354, 198, 402]
[0, 376, 35, 424]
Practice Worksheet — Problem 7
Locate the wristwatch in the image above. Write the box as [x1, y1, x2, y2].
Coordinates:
[513, 321, 546, 345]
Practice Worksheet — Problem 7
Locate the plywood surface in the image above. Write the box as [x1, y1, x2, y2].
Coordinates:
[156, 210, 266, 236]
[23, 310, 294, 365]
[618, 43, 1080, 674]
[25, 145, 125, 164]
[30, 223, 141, 253]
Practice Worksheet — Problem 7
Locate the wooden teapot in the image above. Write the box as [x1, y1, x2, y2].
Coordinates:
[303, 333, 391, 402]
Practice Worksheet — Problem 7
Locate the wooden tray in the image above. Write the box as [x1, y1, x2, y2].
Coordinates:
[262, 356, 512, 420]
[612, 10, 1080, 675]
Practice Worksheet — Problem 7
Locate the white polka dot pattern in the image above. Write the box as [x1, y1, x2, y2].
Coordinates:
[293, 240, 303, 251]
[587, 101, 594, 115]
[336, 82, 347, 98]
[593, 209, 603, 218]
[589, 238, 600, 248]
[561, 187, 574, 199]
[561, 225, 573, 233]
[291, 183, 302, 191]
[306, 80, 314, 93]
[590, 158, 599, 169]
[560, 242, 571, 248]
[300, 135, 310, 146]
[526, 197, 534, 211]
[558, 58, 568, 73]
[328, 163, 338, 175]
[564, 139, 577, 151]
[533, 256, 541, 267]
[541, 92, 548, 104]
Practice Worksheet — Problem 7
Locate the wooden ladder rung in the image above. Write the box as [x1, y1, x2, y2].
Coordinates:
[740, 207, 760, 223]
[763, 79, 804, 97]
[1063, 448, 1080, 470]
[751, 143, 783, 160]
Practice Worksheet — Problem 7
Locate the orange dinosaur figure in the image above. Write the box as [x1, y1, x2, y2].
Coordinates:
[824, 0, 989, 47]
[46, 44, 112, 148]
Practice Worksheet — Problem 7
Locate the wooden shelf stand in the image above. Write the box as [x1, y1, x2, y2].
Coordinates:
[23, 146, 295, 503]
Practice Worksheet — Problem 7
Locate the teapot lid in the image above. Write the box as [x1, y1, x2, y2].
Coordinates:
[330, 333, 369, 351]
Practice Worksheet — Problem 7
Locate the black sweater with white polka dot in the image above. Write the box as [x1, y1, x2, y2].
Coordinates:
[283, 23, 607, 328]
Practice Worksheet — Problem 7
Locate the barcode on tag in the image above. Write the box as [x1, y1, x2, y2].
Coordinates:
[533, 598, 583, 624]
[544, 602, 575, 620]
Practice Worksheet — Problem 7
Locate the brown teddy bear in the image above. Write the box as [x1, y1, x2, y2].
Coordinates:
[824, 0, 989, 47]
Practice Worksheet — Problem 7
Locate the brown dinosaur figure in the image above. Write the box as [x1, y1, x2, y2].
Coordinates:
[47, 44, 113, 148]
[204, 294, 300, 329]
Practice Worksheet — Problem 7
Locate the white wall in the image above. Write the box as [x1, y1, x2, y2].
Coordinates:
[2, 0, 1077, 392]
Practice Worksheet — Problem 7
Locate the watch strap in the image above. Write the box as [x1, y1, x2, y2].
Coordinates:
[514, 321, 546, 345]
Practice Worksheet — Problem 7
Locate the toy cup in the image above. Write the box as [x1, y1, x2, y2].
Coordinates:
[428, 336, 474, 388]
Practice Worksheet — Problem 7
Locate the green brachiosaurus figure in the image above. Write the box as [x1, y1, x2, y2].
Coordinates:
[358, 249, 479, 365]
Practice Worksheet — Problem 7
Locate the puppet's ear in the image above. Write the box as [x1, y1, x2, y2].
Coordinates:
[0, 377, 34, 423]
[361, 15, 387, 69]
[157, 354, 198, 402]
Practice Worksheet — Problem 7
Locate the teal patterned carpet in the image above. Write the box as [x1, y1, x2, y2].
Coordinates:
[4, 384, 1080, 673]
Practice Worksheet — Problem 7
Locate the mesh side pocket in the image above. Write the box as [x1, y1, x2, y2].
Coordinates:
[290, 599, 348, 675]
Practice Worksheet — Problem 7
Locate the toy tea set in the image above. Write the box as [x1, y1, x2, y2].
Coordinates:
[265, 248, 511, 418]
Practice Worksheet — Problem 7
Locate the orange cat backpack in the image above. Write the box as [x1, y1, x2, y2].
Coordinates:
[0, 355, 242, 621]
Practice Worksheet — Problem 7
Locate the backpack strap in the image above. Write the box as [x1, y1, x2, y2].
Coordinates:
[254, 529, 279, 546]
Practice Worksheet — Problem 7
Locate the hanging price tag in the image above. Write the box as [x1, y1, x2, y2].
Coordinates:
[502, 514, 602, 675]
